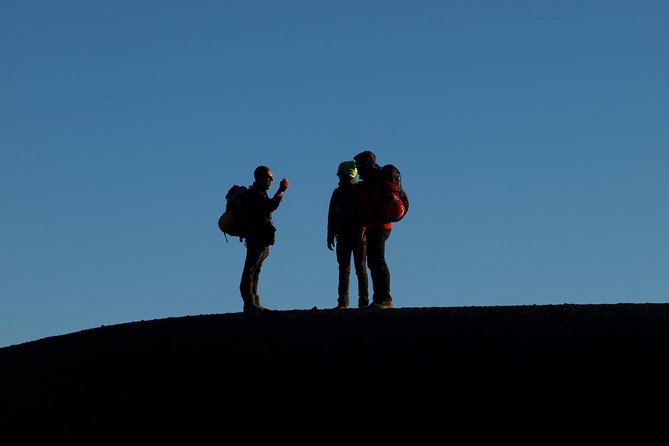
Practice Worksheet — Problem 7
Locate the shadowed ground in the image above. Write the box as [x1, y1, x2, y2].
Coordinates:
[2, 303, 668, 439]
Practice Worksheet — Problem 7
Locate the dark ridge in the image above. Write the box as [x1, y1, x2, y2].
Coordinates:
[2, 303, 668, 438]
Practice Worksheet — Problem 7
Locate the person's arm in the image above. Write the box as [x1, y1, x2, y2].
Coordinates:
[327, 189, 338, 250]
[265, 178, 289, 212]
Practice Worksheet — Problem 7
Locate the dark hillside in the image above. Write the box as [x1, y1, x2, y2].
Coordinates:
[2, 303, 668, 438]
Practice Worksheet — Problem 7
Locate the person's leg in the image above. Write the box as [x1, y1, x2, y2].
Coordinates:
[335, 237, 353, 308]
[252, 246, 270, 309]
[366, 229, 392, 306]
[352, 240, 369, 307]
[240, 242, 269, 312]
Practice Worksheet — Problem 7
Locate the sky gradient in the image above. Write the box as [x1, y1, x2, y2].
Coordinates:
[2, 0, 668, 347]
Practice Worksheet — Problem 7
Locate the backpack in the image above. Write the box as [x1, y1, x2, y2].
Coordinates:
[378, 164, 409, 223]
[218, 185, 250, 242]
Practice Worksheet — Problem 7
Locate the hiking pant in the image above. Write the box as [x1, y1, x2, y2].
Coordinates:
[335, 234, 369, 307]
[240, 241, 270, 306]
[365, 228, 391, 304]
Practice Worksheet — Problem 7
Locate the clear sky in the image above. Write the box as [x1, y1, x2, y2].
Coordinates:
[2, 0, 667, 347]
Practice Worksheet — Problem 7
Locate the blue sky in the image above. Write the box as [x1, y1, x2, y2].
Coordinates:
[1, 0, 667, 347]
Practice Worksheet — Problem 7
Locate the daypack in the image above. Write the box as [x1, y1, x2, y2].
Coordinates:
[218, 185, 250, 242]
[378, 164, 409, 223]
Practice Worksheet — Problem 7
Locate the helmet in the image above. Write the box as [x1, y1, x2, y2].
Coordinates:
[337, 160, 357, 178]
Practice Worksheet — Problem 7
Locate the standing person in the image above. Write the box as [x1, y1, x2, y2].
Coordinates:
[239, 165, 288, 313]
[327, 160, 369, 309]
[353, 150, 393, 309]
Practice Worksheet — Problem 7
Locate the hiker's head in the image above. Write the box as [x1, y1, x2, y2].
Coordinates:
[253, 165, 274, 191]
[353, 150, 377, 179]
[337, 160, 357, 179]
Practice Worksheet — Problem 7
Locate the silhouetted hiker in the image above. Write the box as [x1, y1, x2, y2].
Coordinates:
[353, 150, 394, 309]
[239, 165, 288, 313]
[327, 160, 369, 309]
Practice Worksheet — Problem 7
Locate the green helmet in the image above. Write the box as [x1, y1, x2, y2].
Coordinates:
[337, 160, 357, 178]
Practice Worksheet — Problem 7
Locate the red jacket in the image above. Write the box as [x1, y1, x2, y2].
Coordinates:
[359, 173, 392, 230]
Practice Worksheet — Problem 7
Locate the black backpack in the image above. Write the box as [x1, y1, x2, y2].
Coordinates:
[218, 185, 250, 242]
[378, 164, 409, 223]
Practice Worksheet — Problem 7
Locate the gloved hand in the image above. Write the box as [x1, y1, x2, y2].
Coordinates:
[327, 235, 335, 251]
[278, 178, 288, 193]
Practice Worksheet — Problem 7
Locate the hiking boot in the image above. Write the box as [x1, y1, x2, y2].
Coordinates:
[243, 302, 269, 313]
[333, 304, 350, 310]
[369, 300, 393, 309]
[358, 299, 369, 308]
[252, 295, 272, 312]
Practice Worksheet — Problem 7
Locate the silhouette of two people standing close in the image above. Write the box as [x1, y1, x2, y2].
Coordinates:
[326, 150, 397, 310]
[239, 165, 288, 313]
[327, 160, 369, 309]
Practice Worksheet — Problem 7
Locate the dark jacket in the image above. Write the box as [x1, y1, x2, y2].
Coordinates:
[327, 178, 362, 240]
[244, 183, 282, 246]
